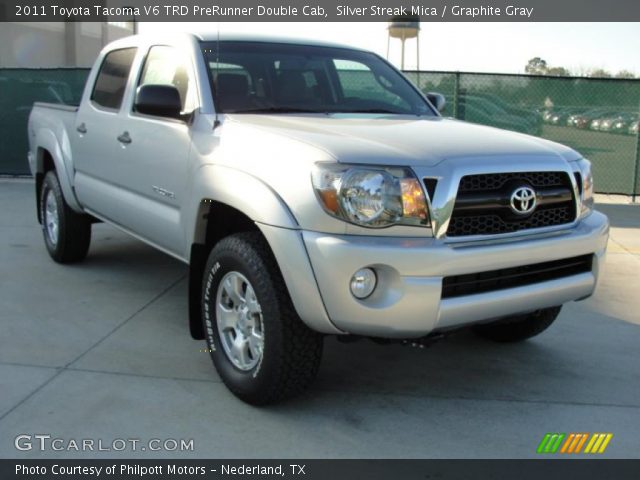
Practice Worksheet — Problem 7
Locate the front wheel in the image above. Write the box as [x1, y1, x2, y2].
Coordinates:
[40, 171, 91, 263]
[472, 306, 562, 343]
[201, 232, 323, 405]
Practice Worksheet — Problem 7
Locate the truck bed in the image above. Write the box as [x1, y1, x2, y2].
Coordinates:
[33, 102, 79, 112]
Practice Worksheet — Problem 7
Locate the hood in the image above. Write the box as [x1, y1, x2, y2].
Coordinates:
[226, 114, 581, 166]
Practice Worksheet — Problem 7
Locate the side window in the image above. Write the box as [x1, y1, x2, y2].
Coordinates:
[138, 46, 196, 114]
[333, 59, 409, 110]
[91, 48, 137, 110]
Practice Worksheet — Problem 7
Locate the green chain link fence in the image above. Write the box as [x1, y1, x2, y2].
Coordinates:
[2, 68, 639, 196]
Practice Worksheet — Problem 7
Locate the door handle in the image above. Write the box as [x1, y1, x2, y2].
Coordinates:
[117, 131, 132, 144]
[76, 123, 87, 134]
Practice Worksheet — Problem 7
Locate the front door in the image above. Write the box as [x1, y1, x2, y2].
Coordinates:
[113, 45, 198, 256]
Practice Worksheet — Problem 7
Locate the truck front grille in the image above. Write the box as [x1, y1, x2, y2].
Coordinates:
[446, 171, 576, 237]
[441, 255, 593, 299]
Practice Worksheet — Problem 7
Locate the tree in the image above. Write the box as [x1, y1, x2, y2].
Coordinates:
[589, 68, 612, 78]
[525, 57, 548, 75]
[546, 66, 570, 77]
[615, 70, 636, 79]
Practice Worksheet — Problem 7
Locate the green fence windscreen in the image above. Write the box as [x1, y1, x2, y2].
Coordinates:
[0, 68, 89, 174]
[1, 68, 639, 195]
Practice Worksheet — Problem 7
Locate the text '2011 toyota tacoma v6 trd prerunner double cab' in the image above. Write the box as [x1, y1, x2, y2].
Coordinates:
[28, 33, 609, 404]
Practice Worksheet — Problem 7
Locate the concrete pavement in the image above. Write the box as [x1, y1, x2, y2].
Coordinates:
[1, 179, 639, 458]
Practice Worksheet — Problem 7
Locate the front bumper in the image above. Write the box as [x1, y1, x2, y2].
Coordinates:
[302, 211, 609, 338]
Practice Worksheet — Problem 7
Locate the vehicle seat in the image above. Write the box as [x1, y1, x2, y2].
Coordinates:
[215, 73, 251, 112]
[276, 71, 317, 106]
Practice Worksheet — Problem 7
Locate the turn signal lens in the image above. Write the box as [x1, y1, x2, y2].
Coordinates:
[400, 177, 429, 223]
[575, 159, 594, 218]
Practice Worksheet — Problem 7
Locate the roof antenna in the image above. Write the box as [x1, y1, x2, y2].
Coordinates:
[213, 22, 221, 129]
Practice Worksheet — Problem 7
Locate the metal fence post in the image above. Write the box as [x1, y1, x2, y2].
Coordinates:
[634, 101, 640, 202]
[453, 71, 460, 119]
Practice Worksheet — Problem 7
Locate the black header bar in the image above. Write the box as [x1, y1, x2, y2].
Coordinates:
[3, 459, 640, 480]
[1, 0, 640, 22]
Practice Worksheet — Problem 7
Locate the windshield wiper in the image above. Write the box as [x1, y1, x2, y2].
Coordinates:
[225, 107, 324, 114]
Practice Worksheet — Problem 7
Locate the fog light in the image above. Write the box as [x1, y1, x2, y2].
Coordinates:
[350, 268, 377, 299]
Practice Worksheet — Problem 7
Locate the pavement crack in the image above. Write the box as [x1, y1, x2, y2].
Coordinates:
[65, 365, 222, 385]
[0, 369, 64, 423]
[65, 274, 187, 369]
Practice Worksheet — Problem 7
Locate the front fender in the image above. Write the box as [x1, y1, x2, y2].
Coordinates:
[186, 164, 298, 248]
[185, 164, 342, 336]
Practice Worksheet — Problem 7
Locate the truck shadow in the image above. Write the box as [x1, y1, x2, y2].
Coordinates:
[300, 310, 640, 410]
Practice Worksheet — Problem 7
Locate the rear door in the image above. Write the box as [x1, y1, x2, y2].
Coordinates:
[72, 47, 138, 223]
[114, 45, 197, 256]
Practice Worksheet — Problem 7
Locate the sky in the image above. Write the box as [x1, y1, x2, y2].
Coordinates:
[140, 22, 640, 76]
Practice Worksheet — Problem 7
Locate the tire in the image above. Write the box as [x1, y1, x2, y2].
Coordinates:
[40, 171, 91, 263]
[201, 232, 323, 405]
[472, 306, 562, 343]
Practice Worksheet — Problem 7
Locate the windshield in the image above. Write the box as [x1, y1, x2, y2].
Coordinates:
[201, 41, 434, 116]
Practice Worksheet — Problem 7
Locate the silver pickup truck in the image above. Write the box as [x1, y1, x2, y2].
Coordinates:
[28, 33, 609, 404]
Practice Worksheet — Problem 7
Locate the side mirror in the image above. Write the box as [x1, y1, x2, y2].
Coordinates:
[135, 85, 182, 119]
[426, 92, 446, 113]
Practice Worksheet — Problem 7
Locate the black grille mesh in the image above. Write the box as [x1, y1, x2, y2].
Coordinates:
[442, 255, 593, 298]
[448, 207, 574, 236]
[446, 171, 575, 237]
[458, 172, 567, 192]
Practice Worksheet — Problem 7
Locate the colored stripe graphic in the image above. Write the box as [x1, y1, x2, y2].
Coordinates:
[584, 434, 599, 453]
[585, 433, 614, 454]
[597, 434, 613, 453]
[537, 434, 552, 453]
[560, 434, 575, 453]
[574, 433, 589, 453]
[538, 433, 612, 454]
[537, 433, 565, 453]
[549, 434, 565, 453]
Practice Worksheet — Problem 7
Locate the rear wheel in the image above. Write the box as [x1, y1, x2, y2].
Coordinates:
[201, 232, 323, 405]
[40, 171, 91, 263]
[472, 306, 561, 343]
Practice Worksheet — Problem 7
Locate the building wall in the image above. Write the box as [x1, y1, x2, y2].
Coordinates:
[0, 22, 134, 68]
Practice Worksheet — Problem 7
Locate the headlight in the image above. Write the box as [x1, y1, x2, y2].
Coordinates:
[575, 159, 594, 218]
[311, 163, 429, 228]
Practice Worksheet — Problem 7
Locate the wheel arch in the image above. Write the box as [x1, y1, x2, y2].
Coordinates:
[33, 130, 83, 220]
[186, 165, 339, 339]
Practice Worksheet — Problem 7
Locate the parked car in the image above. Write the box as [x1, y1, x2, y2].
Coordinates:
[27, 33, 609, 404]
[609, 114, 638, 134]
[542, 109, 554, 123]
[629, 120, 640, 135]
[467, 92, 542, 134]
[548, 108, 582, 126]
[573, 109, 617, 129]
[459, 95, 539, 135]
[566, 110, 588, 127]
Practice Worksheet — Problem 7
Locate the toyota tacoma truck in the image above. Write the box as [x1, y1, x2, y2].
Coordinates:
[28, 33, 609, 405]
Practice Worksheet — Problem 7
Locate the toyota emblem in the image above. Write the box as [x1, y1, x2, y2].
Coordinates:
[510, 186, 537, 215]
